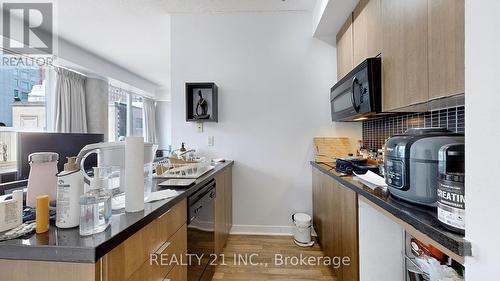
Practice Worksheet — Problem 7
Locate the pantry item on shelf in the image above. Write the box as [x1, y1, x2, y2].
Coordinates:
[437, 143, 465, 234]
[79, 167, 112, 236]
[26, 152, 59, 207]
[36, 195, 49, 234]
[125, 137, 145, 212]
[0, 190, 23, 232]
[313, 137, 355, 162]
[56, 157, 84, 228]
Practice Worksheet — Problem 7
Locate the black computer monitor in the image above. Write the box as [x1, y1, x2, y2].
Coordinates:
[16, 132, 104, 180]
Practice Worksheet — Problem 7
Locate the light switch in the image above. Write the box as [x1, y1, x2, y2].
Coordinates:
[197, 122, 203, 133]
[208, 136, 214, 146]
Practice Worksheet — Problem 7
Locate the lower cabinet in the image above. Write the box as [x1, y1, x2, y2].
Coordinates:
[312, 167, 359, 281]
[214, 166, 233, 256]
[358, 197, 404, 281]
[102, 199, 188, 281]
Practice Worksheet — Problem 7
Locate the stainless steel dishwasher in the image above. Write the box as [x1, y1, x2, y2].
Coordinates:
[187, 179, 216, 281]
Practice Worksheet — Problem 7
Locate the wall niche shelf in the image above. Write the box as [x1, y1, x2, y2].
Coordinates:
[185, 82, 218, 122]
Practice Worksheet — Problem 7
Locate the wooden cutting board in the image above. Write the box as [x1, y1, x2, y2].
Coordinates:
[313, 137, 356, 162]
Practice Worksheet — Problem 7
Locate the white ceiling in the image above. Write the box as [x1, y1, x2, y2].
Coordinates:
[160, 0, 316, 13]
[54, 0, 317, 90]
[55, 0, 171, 89]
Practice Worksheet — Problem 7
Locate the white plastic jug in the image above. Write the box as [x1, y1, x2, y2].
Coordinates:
[292, 213, 314, 247]
[76, 142, 157, 197]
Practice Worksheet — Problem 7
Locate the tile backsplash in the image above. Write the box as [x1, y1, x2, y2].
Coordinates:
[362, 106, 465, 150]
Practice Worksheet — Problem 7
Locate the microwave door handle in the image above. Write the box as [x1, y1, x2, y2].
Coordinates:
[351, 77, 360, 112]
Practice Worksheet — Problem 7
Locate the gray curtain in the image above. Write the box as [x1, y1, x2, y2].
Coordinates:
[53, 67, 88, 133]
[143, 97, 157, 143]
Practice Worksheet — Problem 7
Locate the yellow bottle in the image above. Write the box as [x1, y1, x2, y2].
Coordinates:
[36, 195, 49, 234]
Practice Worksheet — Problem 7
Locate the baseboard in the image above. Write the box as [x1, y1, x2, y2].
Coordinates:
[229, 224, 318, 237]
[230, 224, 295, 236]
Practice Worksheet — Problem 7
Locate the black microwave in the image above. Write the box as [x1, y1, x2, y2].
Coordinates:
[330, 58, 381, 121]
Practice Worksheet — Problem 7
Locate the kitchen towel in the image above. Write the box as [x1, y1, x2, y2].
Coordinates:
[125, 137, 145, 212]
[145, 189, 180, 203]
[354, 171, 387, 190]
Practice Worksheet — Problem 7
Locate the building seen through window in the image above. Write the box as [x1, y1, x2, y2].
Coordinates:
[0, 55, 47, 130]
[108, 85, 144, 141]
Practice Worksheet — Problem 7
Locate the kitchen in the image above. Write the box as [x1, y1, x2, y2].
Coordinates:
[0, 0, 498, 280]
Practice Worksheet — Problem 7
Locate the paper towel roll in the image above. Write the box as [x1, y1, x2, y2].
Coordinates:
[125, 137, 145, 212]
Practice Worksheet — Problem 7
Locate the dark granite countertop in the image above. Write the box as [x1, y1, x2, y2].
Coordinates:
[0, 161, 233, 263]
[311, 161, 471, 258]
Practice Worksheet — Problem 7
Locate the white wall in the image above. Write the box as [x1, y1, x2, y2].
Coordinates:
[464, 0, 500, 278]
[170, 11, 361, 233]
[156, 101, 172, 150]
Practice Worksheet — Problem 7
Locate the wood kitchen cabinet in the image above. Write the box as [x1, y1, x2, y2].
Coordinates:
[215, 165, 233, 256]
[381, 0, 429, 111]
[102, 199, 188, 281]
[312, 167, 359, 281]
[336, 15, 354, 80]
[428, 0, 465, 99]
[353, 0, 381, 67]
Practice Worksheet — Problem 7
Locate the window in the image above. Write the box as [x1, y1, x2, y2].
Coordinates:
[130, 95, 144, 137]
[108, 86, 128, 141]
[20, 81, 30, 90]
[0, 56, 48, 131]
[108, 85, 145, 141]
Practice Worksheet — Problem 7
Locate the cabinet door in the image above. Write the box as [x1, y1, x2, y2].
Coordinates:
[214, 173, 226, 256]
[358, 198, 404, 281]
[339, 184, 359, 281]
[312, 168, 323, 245]
[336, 15, 354, 80]
[428, 0, 464, 99]
[353, 0, 381, 66]
[381, 0, 428, 111]
[328, 176, 344, 280]
[225, 167, 233, 235]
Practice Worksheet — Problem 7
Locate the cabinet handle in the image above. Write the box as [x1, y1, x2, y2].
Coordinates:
[163, 279, 171, 281]
[155, 241, 171, 256]
[351, 76, 361, 113]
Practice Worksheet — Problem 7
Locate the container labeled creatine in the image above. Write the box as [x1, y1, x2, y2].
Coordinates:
[437, 144, 465, 234]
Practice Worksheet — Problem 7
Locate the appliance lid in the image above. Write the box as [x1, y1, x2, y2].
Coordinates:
[385, 128, 464, 159]
[410, 136, 465, 161]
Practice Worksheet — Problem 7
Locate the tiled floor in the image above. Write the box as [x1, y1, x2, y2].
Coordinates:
[212, 235, 336, 281]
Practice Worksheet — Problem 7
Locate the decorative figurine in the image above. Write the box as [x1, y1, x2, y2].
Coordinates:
[195, 90, 210, 119]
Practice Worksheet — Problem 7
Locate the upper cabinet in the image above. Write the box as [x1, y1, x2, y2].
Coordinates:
[335, 0, 464, 112]
[336, 15, 354, 80]
[428, 0, 465, 99]
[353, 0, 381, 67]
[381, 0, 429, 111]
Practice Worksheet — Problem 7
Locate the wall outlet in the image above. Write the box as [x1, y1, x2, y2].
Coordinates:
[208, 136, 214, 146]
[197, 122, 203, 133]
